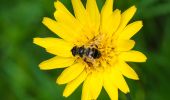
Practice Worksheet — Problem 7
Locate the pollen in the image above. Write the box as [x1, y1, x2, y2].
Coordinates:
[80, 33, 117, 72]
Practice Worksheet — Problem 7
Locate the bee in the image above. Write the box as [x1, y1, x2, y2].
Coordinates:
[71, 45, 101, 59]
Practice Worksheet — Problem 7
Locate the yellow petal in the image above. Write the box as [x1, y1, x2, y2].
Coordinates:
[111, 67, 130, 93]
[63, 70, 87, 97]
[54, 13, 85, 43]
[117, 60, 139, 80]
[57, 63, 85, 84]
[86, 0, 100, 34]
[101, 0, 114, 34]
[33, 37, 73, 57]
[119, 21, 143, 39]
[101, 9, 121, 36]
[39, 56, 75, 70]
[115, 40, 135, 51]
[54, 1, 71, 15]
[54, 1, 88, 44]
[71, 0, 90, 26]
[105, 86, 118, 100]
[82, 71, 103, 100]
[54, 1, 83, 36]
[119, 50, 147, 62]
[101, 0, 114, 21]
[108, 9, 121, 34]
[116, 6, 137, 34]
[71, 0, 94, 40]
[81, 74, 91, 100]
[54, 10, 77, 27]
[89, 71, 103, 99]
[42, 17, 79, 42]
[103, 68, 118, 100]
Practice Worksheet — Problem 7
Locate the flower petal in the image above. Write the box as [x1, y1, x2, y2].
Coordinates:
[101, 0, 114, 34]
[33, 37, 73, 57]
[57, 63, 85, 84]
[111, 67, 130, 93]
[54, 1, 71, 15]
[42, 17, 80, 42]
[82, 71, 103, 100]
[115, 40, 135, 51]
[116, 6, 137, 34]
[103, 68, 118, 100]
[82, 75, 91, 100]
[54, 1, 84, 39]
[71, 0, 90, 26]
[108, 9, 121, 34]
[101, 0, 114, 21]
[117, 60, 139, 80]
[119, 21, 143, 39]
[54, 10, 79, 29]
[119, 50, 147, 62]
[101, 9, 121, 36]
[90, 71, 103, 99]
[63, 70, 87, 97]
[39, 56, 75, 70]
[86, 0, 100, 35]
[82, 71, 102, 100]
[71, 0, 94, 40]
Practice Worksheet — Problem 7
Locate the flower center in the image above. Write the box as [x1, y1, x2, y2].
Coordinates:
[81, 33, 117, 72]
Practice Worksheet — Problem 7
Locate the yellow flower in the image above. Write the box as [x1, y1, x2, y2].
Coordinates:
[33, 0, 147, 100]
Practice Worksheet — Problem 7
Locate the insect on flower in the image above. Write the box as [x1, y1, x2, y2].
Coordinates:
[71, 45, 101, 59]
[33, 0, 147, 100]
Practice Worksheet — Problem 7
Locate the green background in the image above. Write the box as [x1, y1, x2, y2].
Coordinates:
[1, 0, 170, 100]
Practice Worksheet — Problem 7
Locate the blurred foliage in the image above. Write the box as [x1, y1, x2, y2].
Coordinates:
[0, 0, 170, 100]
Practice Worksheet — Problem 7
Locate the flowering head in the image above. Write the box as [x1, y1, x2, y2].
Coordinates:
[34, 0, 147, 100]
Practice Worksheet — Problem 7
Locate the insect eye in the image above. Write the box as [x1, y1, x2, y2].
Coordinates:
[71, 46, 77, 56]
[93, 49, 101, 59]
